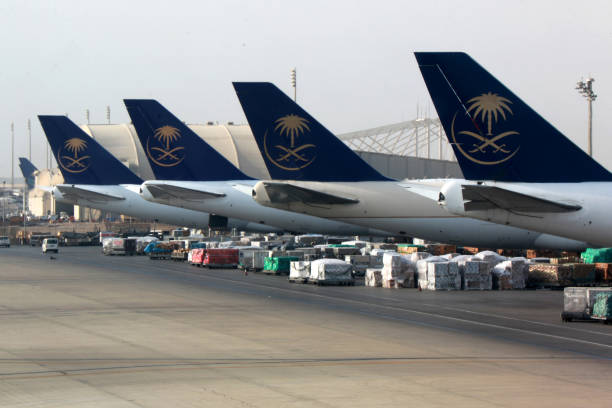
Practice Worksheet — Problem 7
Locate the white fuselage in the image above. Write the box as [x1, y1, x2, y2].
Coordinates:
[250, 179, 588, 250]
[140, 180, 393, 236]
[439, 179, 612, 247]
[52, 184, 280, 233]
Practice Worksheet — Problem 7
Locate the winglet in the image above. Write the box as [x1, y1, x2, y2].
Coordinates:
[233, 82, 390, 182]
[38, 116, 142, 185]
[124, 99, 252, 181]
[415, 52, 612, 182]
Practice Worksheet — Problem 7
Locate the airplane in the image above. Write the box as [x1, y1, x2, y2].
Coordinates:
[414, 51, 612, 247]
[18, 158, 38, 190]
[123, 99, 393, 236]
[233, 81, 589, 249]
[38, 115, 280, 233]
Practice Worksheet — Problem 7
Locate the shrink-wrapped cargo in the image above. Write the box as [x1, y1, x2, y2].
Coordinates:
[492, 261, 516, 290]
[383, 252, 402, 268]
[365, 268, 383, 287]
[333, 246, 361, 258]
[295, 234, 325, 246]
[426, 261, 460, 290]
[367, 242, 397, 251]
[441, 253, 461, 260]
[345, 255, 370, 276]
[475, 251, 507, 270]
[342, 240, 368, 249]
[310, 259, 353, 284]
[410, 252, 431, 263]
[370, 249, 395, 267]
[289, 261, 311, 282]
[416, 256, 447, 289]
[462, 260, 492, 290]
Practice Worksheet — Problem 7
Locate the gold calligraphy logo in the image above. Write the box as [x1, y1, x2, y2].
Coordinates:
[264, 114, 316, 171]
[451, 92, 520, 165]
[58, 138, 91, 173]
[146, 125, 185, 167]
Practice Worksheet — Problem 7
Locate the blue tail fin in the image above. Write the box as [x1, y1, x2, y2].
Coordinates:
[415, 52, 612, 182]
[123, 99, 251, 181]
[233, 82, 390, 182]
[38, 116, 143, 185]
[18, 157, 38, 189]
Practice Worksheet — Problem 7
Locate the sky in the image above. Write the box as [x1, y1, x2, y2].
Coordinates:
[1, 0, 611, 177]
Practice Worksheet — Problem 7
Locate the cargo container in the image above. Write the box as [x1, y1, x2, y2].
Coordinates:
[562, 287, 612, 322]
[203, 248, 239, 268]
[263, 256, 300, 275]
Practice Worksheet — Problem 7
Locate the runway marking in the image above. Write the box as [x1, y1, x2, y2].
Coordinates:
[14, 252, 612, 352]
[137, 263, 612, 351]
[0, 356, 597, 380]
[422, 303, 612, 338]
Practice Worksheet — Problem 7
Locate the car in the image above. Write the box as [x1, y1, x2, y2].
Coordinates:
[0, 236, 10, 248]
[42, 238, 59, 254]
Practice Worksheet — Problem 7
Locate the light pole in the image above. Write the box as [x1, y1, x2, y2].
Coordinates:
[290, 68, 297, 101]
[11, 122, 14, 191]
[576, 77, 597, 156]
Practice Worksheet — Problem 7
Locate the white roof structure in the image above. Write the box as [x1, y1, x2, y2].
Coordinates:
[339, 118, 456, 162]
[68, 118, 456, 181]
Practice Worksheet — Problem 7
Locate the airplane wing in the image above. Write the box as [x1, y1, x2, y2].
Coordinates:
[57, 185, 125, 202]
[145, 183, 226, 200]
[461, 185, 581, 213]
[261, 182, 359, 205]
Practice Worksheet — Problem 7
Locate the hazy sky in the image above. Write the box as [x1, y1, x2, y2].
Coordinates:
[2, 0, 611, 177]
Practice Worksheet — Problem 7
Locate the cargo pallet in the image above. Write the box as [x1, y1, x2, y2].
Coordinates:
[260, 270, 289, 276]
[148, 253, 171, 260]
[591, 315, 612, 324]
[309, 280, 355, 286]
[288, 277, 308, 284]
[203, 264, 238, 269]
[562, 312, 611, 323]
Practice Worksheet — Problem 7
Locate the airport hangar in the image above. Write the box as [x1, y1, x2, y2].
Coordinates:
[30, 118, 462, 220]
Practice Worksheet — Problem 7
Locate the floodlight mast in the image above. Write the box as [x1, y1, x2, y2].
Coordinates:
[575, 77, 597, 156]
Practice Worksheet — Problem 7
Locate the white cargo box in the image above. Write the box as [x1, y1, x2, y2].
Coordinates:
[365, 268, 383, 287]
[289, 261, 311, 281]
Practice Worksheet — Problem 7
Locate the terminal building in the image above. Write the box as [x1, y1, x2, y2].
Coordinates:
[29, 118, 462, 220]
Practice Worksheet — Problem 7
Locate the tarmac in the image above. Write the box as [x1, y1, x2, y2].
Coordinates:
[0, 246, 610, 407]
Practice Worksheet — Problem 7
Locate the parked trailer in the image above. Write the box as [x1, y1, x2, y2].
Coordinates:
[561, 287, 612, 322]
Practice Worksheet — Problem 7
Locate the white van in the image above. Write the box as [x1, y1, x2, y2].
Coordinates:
[0, 236, 9, 248]
[42, 238, 59, 253]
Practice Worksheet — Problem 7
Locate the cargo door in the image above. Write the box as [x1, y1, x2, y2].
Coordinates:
[208, 214, 228, 230]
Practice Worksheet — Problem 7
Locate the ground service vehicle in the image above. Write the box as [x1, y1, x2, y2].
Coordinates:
[42, 238, 59, 253]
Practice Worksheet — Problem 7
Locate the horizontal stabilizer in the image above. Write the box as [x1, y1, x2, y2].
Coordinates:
[262, 182, 359, 205]
[399, 182, 441, 202]
[461, 185, 581, 213]
[145, 183, 225, 200]
[57, 185, 125, 202]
